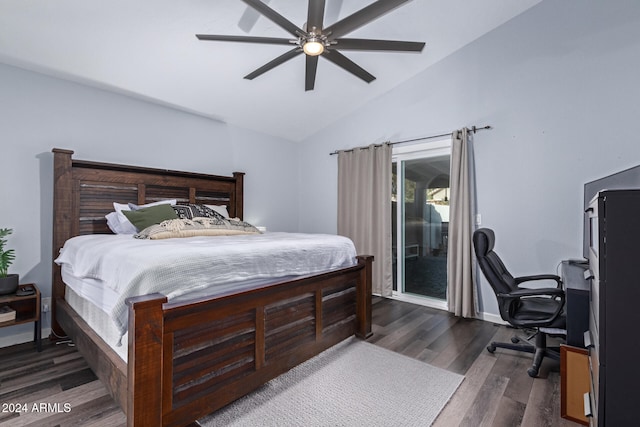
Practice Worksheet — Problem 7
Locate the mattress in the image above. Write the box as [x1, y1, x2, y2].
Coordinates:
[65, 286, 129, 361]
[57, 231, 357, 346]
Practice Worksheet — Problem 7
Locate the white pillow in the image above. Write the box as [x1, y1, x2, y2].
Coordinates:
[205, 204, 230, 218]
[107, 203, 137, 234]
[105, 211, 131, 234]
[106, 199, 176, 234]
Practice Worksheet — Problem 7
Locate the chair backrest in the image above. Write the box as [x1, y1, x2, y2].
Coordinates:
[472, 228, 517, 320]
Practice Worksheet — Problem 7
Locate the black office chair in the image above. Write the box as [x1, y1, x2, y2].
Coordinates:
[473, 228, 566, 377]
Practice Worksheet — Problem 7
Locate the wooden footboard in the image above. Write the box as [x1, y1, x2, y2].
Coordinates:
[127, 256, 372, 427]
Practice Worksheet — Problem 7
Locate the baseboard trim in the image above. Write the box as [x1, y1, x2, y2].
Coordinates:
[475, 312, 507, 325]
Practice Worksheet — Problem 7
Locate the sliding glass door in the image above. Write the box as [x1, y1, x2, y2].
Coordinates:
[392, 140, 451, 308]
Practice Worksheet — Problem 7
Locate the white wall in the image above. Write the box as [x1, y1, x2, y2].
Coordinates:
[297, 0, 640, 317]
[0, 63, 299, 343]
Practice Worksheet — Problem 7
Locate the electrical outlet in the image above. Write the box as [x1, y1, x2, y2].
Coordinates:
[42, 297, 51, 313]
[475, 213, 482, 225]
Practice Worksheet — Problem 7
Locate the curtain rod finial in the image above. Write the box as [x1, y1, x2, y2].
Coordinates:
[471, 125, 492, 134]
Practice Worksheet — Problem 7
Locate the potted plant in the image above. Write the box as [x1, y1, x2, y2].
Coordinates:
[0, 228, 18, 295]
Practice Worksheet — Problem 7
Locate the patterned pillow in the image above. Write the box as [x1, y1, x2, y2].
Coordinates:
[172, 204, 226, 221]
[134, 217, 261, 240]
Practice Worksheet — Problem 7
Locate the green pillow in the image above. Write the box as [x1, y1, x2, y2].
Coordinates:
[122, 204, 178, 231]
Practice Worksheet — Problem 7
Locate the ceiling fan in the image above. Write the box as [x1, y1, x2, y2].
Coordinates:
[196, 0, 425, 91]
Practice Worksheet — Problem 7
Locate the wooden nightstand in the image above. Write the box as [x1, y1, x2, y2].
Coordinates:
[0, 283, 41, 351]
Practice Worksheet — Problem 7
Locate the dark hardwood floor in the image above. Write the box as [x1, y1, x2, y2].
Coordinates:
[0, 297, 577, 426]
[368, 298, 575, 427]
[0, 338, 125, 427]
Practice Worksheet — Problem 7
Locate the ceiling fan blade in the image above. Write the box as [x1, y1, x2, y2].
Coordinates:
[242, 0, 303, 37]
[196, 34, 293, 45]
[307, 0, 325, 33]
[324, 0, 410, 40]
[305, 55, 319, 91]
[335, 38, 425, 52]
[321, 50, 375, 83]
[238, 0, 271, 33]
[244, 48, 302, 80]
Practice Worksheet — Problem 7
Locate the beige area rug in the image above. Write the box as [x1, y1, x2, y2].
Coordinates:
[200, 337, 464, 427]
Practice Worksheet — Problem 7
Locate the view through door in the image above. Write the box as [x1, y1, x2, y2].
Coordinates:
[392, 145, 451, 305]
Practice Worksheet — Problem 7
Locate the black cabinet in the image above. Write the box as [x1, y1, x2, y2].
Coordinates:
[586, 189, 640, 426]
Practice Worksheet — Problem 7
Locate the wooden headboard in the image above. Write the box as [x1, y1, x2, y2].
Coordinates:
[51, 148, 244, 334]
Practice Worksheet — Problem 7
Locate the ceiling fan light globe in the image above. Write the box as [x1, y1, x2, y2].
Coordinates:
[303, 40, 324, 56]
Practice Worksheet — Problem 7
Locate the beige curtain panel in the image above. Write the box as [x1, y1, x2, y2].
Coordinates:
[447, 128, 478, 318]
[337, 143, 393, 296]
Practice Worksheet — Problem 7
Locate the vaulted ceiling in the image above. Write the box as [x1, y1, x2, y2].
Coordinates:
[0, 0, 540, 141]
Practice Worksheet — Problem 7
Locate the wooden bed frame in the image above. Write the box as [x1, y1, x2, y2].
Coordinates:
[51, 148, 373, 427]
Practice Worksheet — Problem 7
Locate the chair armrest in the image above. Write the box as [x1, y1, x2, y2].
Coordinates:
[515, 274, 562, 288]
[499, 287, 564, 298]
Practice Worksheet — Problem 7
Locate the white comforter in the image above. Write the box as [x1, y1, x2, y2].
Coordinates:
[55, 232, 357, 338]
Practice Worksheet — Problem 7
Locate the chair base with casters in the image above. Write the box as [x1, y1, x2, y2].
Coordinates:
[472, 227, 567, 378]
[486, 326, 564, 377]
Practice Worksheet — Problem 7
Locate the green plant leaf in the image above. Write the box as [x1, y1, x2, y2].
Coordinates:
[0, 228, 15, 278]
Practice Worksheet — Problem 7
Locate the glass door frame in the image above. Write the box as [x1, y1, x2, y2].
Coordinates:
[392, 138, 451, 311]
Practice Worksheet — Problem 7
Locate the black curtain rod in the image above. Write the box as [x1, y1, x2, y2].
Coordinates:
[329, 125, 492, 156]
